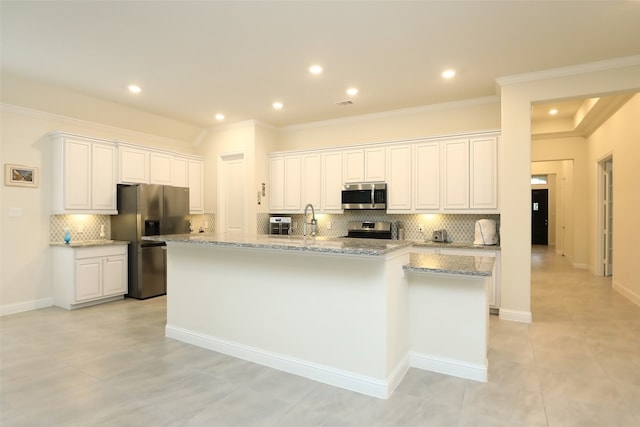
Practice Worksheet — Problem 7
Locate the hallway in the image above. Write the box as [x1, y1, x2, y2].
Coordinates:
[1, 246, 639, 426]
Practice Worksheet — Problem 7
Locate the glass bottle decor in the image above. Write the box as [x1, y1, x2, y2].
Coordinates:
[64, 228, 71, 244]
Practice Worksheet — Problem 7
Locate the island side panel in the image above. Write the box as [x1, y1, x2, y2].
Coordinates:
[408, 273, 489, 382]
[165, 241, 402, 385]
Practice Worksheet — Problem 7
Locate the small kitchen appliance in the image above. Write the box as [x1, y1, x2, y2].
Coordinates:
[341, 182, 387, 210]
[270, 216, 292, 235]
[474, 219, 498, 245]
[432, 230, 448, 242]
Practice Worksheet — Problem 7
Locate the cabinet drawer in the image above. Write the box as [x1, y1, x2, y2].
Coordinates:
[74, 245, 127, 259]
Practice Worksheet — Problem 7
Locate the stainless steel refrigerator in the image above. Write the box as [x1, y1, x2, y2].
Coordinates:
[111, 184, 190, 299]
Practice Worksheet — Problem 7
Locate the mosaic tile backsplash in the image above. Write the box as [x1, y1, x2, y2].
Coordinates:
[51, 212, 496, 244]
[260, 212, 500, 243]
[50, 213, 217, 243]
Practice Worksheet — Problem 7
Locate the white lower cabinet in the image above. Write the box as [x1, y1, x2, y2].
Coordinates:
[53, 245, 128, 310]
[412, 246, 500, 310]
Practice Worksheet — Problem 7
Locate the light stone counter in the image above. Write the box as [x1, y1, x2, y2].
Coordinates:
[143, 233, 412, 256]
[50, 239, 129, 248]
[411, 241, 500, 251]
[404, 252, 495, 277]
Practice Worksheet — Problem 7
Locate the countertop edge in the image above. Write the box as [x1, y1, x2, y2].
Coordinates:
[50, 240, 130, 248]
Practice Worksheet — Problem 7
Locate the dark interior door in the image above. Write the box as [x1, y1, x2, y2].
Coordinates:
[531, 189, 549, 245]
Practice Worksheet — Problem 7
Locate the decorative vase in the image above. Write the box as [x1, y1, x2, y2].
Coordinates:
[64, 228, 71, 244]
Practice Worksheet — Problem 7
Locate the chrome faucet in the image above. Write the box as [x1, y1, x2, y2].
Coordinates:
[303, 203, 317, 236]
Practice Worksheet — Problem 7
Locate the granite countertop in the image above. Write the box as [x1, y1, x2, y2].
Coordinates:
[50, 240, 129, 248]
[411, 240, 501, 251]
[143, 234, 413, 256]
[404, 252, 495, 277]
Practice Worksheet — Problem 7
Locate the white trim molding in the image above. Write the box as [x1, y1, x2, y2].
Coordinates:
[499, 308, 533, 324]
[409, 352, 487, 383]
[613, 280, 640, 307]
[497, 55, 640, 86]
[0, 297, 53, 316]
[166, 324, 402, 399]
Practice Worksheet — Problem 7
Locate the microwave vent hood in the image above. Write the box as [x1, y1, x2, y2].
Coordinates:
[341, 182, 387, 210]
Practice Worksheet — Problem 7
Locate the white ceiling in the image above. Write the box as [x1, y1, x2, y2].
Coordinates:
[2, 1, 640, 130]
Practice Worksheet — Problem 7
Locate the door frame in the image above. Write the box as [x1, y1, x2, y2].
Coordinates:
[596, 153, 613, 277]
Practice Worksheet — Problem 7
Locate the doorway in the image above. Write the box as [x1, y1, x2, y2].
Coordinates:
[599, 157, 613, 276]
[531, 189, 549, 245]
[218, 153, 246, 235]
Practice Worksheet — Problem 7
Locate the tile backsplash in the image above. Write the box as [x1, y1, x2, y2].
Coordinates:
[51, 211, 496, 244]
[50, 213, 217, 243]
[50, 214, 111, 243]
[260, 212, 500, 243]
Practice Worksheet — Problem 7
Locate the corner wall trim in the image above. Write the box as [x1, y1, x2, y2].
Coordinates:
[409, 352, 487, 382]
[499, 308, 533, 324]
[613, 280, 640, 307]
[0, 297, 53, 316]
[165, 324, 396, 399]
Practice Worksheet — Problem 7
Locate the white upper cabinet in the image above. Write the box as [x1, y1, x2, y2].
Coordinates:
[269, 154, 302, 212]
[470, 137, 498, 209]
[91, 143, 117, 211]
[149, 151, 173, 185]
[442, 139, 470, 210]
[119, 145, 149, 184]
[303, 154, 321, 209]
[413, 141, 440, 211]
[442, 136, 499, 212]
[187, 159, 204, 213]
[321, 151, 343, 212]
[343, 147, 386, 183]
[171, 156, 188, 188]
[386, 144, 412, 212]
[269, 157, 285, 211]
[51, 133, 117, 214]
[267, 131, 499, 216]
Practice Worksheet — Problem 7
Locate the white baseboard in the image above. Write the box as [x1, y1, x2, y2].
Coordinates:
[0, 297, 53, 316]
[166, 324, 399, 399]
[613, 280, 640, 307]
[499, 308, 532, 323]
[409, 352, 487, 382]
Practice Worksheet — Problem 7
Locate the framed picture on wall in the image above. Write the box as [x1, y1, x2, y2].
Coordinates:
[4, 164, 39, 188]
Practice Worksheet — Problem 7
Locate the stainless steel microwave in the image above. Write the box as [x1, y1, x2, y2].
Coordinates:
[341, 182, 387, 210]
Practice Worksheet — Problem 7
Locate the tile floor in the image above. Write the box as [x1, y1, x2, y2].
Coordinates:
[1, 246, 639, 426]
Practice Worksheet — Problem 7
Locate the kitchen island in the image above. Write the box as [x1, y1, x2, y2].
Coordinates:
[146, 234, 492, 398]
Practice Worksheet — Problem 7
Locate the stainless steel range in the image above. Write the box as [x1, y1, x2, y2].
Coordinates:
[345, 221, 392, 239]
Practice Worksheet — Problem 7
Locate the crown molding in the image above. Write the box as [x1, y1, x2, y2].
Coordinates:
[0, 103, 194, 148]
[497, 55, 640, 87]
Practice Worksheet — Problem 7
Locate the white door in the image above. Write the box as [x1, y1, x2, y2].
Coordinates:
[219, 153, 246, 235]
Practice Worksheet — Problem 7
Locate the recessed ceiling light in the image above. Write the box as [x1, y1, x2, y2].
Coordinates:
[309, 65, 323, 75]
[346, 87, 358, 96]
[549, 108, 558, 115]
[215, 114, 225, 121]
[272, 102, 283, 110]
[127, 84, 141, 94]
[441, 69, 456, 79]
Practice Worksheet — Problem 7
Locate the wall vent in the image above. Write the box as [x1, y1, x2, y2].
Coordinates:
[336, 100, 354, 106]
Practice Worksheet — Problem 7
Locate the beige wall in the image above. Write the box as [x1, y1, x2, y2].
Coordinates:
[0, 106, 195, 313]
[587, 94, 640, 304]
[277, 98, 500, 151]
